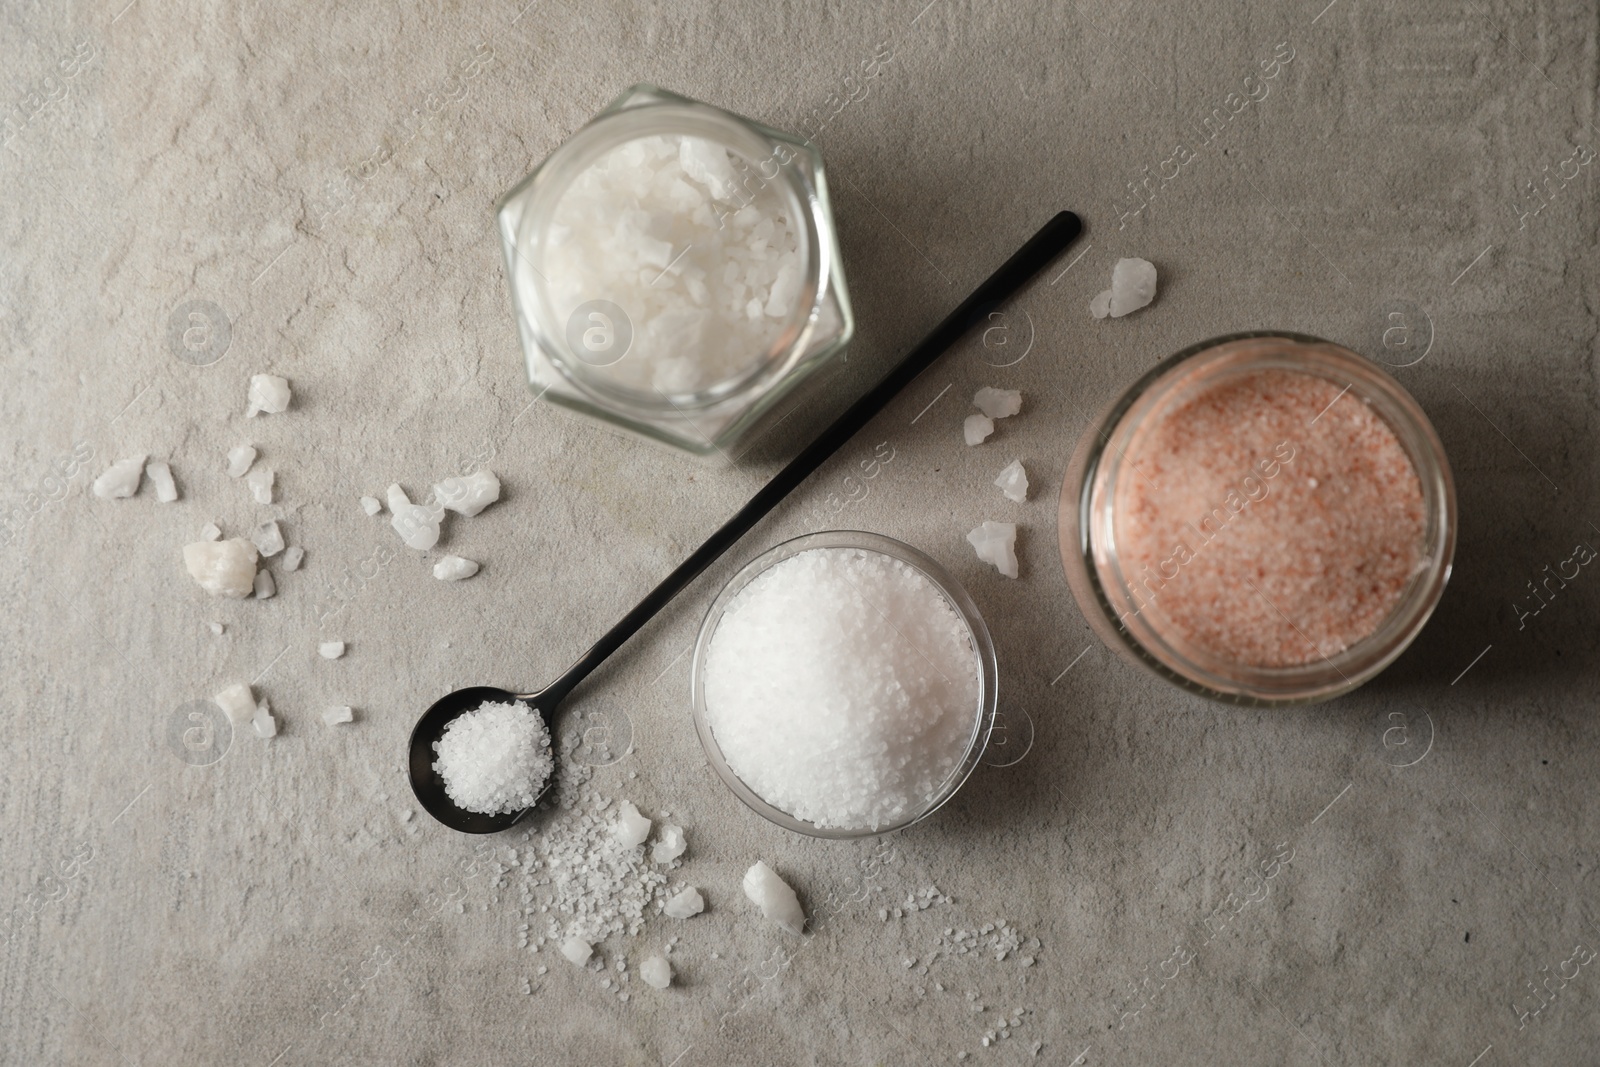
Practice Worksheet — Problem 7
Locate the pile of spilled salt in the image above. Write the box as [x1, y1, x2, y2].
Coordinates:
[1114, 368, 1424, 666]
[703, 546, 980, 830]
[541, 133, 803, 396]
[431, 701, 554, 815]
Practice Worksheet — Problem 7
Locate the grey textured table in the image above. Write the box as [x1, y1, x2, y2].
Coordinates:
[3, 0, 1598, 1063]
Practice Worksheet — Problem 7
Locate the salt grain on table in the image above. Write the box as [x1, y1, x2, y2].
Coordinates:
[226, 445, 257, 478]
[994, 460, 1029, 502]
[245, 374, 291, 417]
[92, 455, 146, 499]
[963, 414, 994, 446]
[146, 461, 178, 502]
[967, 521, 1019, 578]
[184, 539, 259, 598]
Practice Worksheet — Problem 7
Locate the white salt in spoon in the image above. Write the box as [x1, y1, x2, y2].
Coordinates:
[409, 211, 1084, 833]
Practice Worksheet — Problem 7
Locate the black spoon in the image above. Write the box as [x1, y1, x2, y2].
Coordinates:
[409, 210, 1085, 833]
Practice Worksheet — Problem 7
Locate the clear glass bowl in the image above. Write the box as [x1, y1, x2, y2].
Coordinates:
[1058, 332, 1457, 705]
[495, 84, 854, 458]
[690, 531, 998, 838]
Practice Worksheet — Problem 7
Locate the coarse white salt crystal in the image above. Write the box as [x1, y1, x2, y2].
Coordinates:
[703, 546, 981, 830]
[664, 887, 705, 919]
[247, 468, 274, 505]
[92, 455, 146, 498]
[360, 495, 383, 516]
[614, 801, 651, 848]
[226, 445, 257, 478]
[214, 682, 256, 725]
[964, 414, 994, 446]
[201, 523, 222, 541]
[639, 956, 672, 989]
[252, 699, 277, 738]
[433, 555, 480, 581]
[246, 374, 291, 416]
[146, 461, 178, 502]
[561, 936, 592, 965]
[388, 484, 442, 551]
[743, 861, 805, 935]
[319, 641, 345, 660]
[184, 539, 259, 598]
[994, 460, 1029, 502]
[254, 569, 276, 599]
[252, 520, 285, 557]
[323, 705, 354, 726]
[431, 700, 553, 815]
[967, 521, 1018, 578]
[651, 824, 686, 864]
[974, 387, 1022, 419]
[281, 546, 304, 572]
[1090, 288, 1113, 319]
[433, 470, 500, 517]
[208, 622, 224, 635]
[1106, 257, 1157, 318]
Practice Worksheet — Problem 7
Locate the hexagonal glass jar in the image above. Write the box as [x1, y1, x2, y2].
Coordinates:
[495, 84, 854, 458]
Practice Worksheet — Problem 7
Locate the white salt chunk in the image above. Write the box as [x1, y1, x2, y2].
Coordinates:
[1107, 257, 1157, 317]
[360, 495, 383, 516]
[323, 705, 354, 726]
[247, 468, 274, 504]
[388, 484, 442, 551]
[614, 801, 651, 848]
[386, 484, 411, 512]
[1090, 289, 1113, 319]
[208, 622, 224, 635]
[201, 523, 221, 541]
[743, 861, 805, 935]
[664, 887, 705, 919]
[183, 539, 259, 598]
[226, 445, 257, 478]
[430, 700, 553, 814]
[245, 374, 291, 417]
[214, 683, 256, 725]
[967, 521, 1019, 578]
[146, 461, 178, 503]
[252, 699, 277, 738]
[974, 387, 1022, 419]
[639, 956, 672, 990]
[433, 469, 500, 517]
[92, 455, 146, 498]
[281, 546, 304, 572]
[561, 937, 592, 965]
[964, 414, 994, 446]
[433, 555, 480, 581]
[994, 460, 1029, 502]
[651, 824, 686, 864]
[254, 569, 276, 599]
[319, 641, 345, 660]
[252, 520, 284, 557]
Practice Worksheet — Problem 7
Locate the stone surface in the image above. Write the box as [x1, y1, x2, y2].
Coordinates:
[1, 0, 1597, 1063]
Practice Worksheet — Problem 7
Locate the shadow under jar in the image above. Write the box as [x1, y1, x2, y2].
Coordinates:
[1059, 332, 1456, 705]
[495, 84, 854, 458]
[691, 531, 998, 838]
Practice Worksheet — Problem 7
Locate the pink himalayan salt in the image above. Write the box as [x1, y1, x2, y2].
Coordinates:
[1113, 369, 1424, 668]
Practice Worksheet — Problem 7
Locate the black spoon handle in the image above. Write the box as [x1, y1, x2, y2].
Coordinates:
[543, 210, 1084, 705]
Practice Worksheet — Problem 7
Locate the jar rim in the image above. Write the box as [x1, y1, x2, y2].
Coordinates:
[1061, 332, 1457, 705]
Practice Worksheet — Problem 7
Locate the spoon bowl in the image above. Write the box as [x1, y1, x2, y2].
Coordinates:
[407, 686, 552, 834]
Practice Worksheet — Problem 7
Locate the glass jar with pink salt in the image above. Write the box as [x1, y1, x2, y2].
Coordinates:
[1059, 333, 1456, 704]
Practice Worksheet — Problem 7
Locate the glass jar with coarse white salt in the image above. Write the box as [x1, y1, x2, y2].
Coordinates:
[496, 84, 855, 457]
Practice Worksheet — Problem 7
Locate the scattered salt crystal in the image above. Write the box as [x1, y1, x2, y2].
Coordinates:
[214, 683, 256, 725]
[184, 539, 259, 598]
[433, 556, 480, 581]
[561, 936, 592, 965]
[281, 546, 304, 572]
[388, 484, 442, 550]
[742, 861, 805, 935]
[245, 374, 291, 416]
[323, 706, 354, 726]
[433, 469, 500, 517]
[967, 521, 1019, 578]
[614, 801, 651, 848]
[146, 461, 178, 502]
[92, 455, 146, 498]
[208, 622, 224, 635]
[1090, 289, 1113, 319]
[963, 414, 994, 446]
[664, 887, 705, 919]
[431, 700, 553, 814]
[651, 824, 686, 863]
[994, 460, 1029, 502]
[247, 468, 274, 504]
[252, 520, 285, 558]
[319, 641, 345, 660]
[639, 956, 672, 989]
[974, 387, 1022, 419]
[253, 569, 275, 599]
[360, 495, 383, 516]
[252, 699, 277, 738]
[226, 445, 257, 478]
[201, 523, 221, 541]
[1098, 257, 1157, 318]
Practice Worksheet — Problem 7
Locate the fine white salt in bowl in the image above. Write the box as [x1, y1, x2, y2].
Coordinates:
[691, 531, 998, 838]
